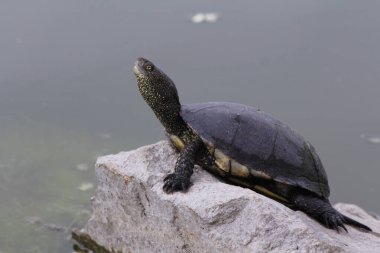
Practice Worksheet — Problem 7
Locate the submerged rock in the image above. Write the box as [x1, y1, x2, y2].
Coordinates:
[72, 141, 380, 253]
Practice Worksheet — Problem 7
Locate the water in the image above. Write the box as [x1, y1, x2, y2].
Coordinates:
[1, 1, 379, 252]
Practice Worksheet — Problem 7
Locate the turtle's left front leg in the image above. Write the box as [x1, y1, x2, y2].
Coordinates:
[163, 140, 202, 193]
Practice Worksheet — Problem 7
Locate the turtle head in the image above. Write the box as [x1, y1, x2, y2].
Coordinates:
[134, 58, 183, 134]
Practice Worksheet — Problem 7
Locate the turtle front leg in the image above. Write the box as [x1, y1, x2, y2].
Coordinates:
[163, 140, 202, 193]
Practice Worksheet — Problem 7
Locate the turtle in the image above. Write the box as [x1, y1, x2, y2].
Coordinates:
[133, 57, 371, 232]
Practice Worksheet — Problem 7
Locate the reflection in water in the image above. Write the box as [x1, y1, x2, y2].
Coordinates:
[1, 1, 380, 252]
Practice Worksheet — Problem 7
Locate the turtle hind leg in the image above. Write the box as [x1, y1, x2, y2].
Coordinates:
[291, 192, 372, 232]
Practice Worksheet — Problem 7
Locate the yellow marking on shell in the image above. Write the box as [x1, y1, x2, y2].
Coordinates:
[250, 169, 272, 180]
[207, 165, 228, 177]
[254, 185, 289, 203]
[214, 149, 231, 173]
[206, 145, 215, 156]
[230, 160, 250, 177]
[212, 149, 271, 180]
[169, 135, 185, 150]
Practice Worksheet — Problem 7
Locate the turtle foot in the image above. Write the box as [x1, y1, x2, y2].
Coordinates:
[163, 173, 191, 194]
[320, 211, 347, 232]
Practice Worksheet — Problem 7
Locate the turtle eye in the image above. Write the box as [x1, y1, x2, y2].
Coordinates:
[144, 64, 154, 72]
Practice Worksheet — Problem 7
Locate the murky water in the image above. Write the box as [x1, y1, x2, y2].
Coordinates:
[1, 1, 379, 252]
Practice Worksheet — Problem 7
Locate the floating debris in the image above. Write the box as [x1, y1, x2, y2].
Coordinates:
[368, 137, 380, 144]
[191, 12, 220, 24]
[360, 134, 380, 144]
[191, 13, 205, 23]
[76, 163, 89, 172]
[205, 13, 219, 22]
[78, 182, 94, 191]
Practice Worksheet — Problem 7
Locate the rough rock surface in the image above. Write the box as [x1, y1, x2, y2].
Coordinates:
[73, 141, 380, 253]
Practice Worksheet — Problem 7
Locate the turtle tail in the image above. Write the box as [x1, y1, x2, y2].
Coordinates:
[342, 214, 372, 232]
[291, 192, 372, 232]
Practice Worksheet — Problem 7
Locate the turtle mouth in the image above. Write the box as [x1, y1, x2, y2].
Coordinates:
[133, 59, 145, 76]
[133, 64, 142, 76]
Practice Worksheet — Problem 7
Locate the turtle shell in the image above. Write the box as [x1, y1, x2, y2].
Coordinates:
[180, 102, 329, 198]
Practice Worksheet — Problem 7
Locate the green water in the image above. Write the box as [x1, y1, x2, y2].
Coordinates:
[1, 1, 380, 252]
[1, 125, 94, 252]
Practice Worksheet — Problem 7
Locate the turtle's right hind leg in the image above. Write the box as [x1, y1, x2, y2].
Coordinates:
[291, 192, 372, 232]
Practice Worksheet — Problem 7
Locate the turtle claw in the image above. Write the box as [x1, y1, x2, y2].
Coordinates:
[163, 173, 191, 193]
[322, 212, 348, 233]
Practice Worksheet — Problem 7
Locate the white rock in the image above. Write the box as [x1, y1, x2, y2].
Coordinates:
[73, 141, 380, 253]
